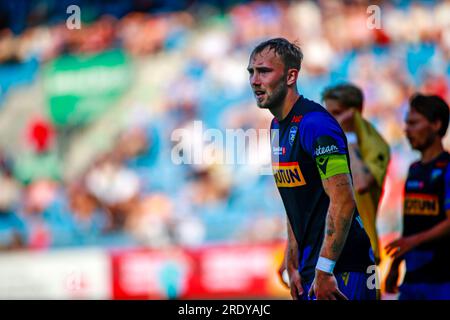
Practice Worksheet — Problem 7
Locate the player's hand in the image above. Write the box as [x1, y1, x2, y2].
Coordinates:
[287, 268, 304, 300]
[347, 143, 374, 194]
[384, 266, 400, 294]
[352, 171, 372, 194]
[335, 108, 355, 132]
[385, 235, 419, 259]
[277, 260, 290, 289]
[308, 270, 348, 300]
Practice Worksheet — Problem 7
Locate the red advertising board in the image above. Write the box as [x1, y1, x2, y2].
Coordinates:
[111, 241, 290, 299]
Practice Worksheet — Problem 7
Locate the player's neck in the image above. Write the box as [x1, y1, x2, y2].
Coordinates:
[420, 139, 444, 164]
[270, 90, 300, 121]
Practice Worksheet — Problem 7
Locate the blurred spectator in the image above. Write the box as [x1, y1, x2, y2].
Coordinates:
[125, 193, 174, 247]
[0, 28, 18, 63]
[0, 156, 25, 250]
[117, 122, 161, 194]
[18, 179, 58, 249]
[118, 121, 161, 169]
[85, 152, 140, 231]
[66, 182, 109, 245]
[117, 12, 168, 56]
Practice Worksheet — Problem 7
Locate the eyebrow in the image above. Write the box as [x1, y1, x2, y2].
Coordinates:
[247, 66, 273, 72]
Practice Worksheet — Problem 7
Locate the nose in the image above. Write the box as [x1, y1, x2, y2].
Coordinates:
[404, 124, 411, 135]
[250, 72, 261, 87]
[405, 127, 414, 142]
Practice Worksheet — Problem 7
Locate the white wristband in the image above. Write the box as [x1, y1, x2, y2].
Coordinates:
[345, 132, 358, 145]
[316, 256, 336, 274]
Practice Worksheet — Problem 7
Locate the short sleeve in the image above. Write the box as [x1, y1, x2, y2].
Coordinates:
[445, 163, 450, 214]
[299, 112, 350, 179]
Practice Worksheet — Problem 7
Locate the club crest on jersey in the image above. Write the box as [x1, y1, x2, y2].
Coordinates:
[431, 169, 442, 181]
[314, 135, 340, 156]
[289, 126, 297, 146]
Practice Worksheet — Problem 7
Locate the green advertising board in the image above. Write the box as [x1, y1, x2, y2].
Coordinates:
[43, 49, 131, 127]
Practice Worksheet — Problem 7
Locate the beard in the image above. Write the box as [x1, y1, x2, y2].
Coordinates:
[256, 78, 288, 110]
[409, 131, 437, 152]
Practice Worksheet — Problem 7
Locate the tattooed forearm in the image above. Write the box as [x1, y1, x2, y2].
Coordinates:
[325, 214, 351, 255]
[320, 173, 356, 261]
[326, 214, 335, 237]
[331, 240, 342, 255]
[336, 181, 351, 188]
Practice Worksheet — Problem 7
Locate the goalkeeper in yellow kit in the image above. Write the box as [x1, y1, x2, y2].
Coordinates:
[321, 83, 390, 265]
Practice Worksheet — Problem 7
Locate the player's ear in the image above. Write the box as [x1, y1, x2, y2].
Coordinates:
[286, 68, 299, 86]
[431, 119, 442, 135]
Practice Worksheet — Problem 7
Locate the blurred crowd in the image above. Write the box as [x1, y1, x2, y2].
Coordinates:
[0, 0, 450, 251]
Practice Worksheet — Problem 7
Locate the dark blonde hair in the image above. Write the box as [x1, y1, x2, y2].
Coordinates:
[250, 38, 303, 72]
[321, 83, 364, 112]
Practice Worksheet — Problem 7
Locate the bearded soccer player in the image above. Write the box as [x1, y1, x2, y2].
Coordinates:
[385, 94, 450, 300]
[247, 38, 376, 300]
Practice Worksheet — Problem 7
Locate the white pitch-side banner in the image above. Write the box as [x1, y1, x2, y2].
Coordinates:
[0, 248, 111, 299]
